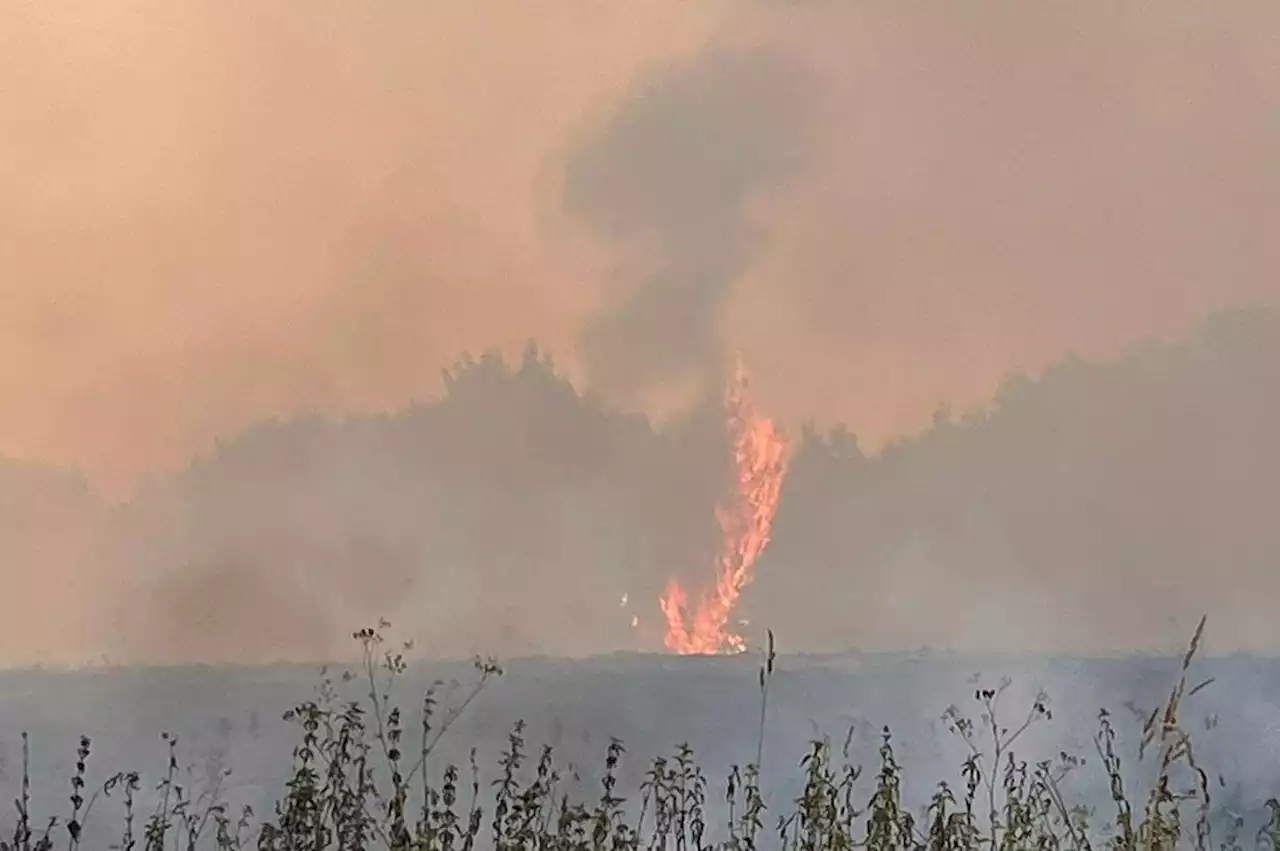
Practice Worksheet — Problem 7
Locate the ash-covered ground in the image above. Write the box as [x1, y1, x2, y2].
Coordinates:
[1, 652, 1277, 847]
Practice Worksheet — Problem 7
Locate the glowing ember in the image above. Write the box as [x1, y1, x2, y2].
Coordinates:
[661, 357, 789, 655]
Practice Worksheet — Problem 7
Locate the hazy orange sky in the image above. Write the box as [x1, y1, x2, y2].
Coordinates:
[3, 1, 1278, 494]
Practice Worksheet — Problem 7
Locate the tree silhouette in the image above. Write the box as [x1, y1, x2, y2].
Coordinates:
[1, 305, 1278, 661]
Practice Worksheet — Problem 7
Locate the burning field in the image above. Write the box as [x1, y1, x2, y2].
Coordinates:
[4, 4, 1278, 846]
[0, 313, 1275, 849]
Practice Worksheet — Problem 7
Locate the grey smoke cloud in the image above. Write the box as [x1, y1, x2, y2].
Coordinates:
[563, 48, 815, 403]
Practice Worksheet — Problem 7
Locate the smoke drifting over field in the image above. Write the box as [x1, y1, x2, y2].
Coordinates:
[0, 307, 1274, 665]
[0, 3, 1278, 665]
[2, 10, 1280, 846]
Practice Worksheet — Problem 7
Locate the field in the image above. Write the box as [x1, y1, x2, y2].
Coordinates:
[1, 621, 1278, 850]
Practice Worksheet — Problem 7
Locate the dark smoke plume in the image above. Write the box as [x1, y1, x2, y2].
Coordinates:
[563, 47, 815, 404]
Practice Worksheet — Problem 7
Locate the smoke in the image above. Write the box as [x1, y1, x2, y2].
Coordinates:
[1, 2, 1279, 664]
[563, 48, 815, 406]
[0, 304, 1263, 666]
[2, 2, 1278, 489]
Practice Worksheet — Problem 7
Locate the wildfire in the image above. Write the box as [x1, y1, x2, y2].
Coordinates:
[660, 358, 789, 655]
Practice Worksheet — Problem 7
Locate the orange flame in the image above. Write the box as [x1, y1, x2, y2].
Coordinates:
[661, 358, 788, 655]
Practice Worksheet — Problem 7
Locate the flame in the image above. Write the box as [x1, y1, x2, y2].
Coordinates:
[661, 358, 789, 655]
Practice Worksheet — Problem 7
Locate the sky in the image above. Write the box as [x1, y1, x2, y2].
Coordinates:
[2, 1, 1279, 496]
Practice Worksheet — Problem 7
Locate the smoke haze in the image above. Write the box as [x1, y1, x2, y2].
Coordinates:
[0, 307, 1275, 664]
[3, 1, 1277, 487]
[1, 2, 1279, 663]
